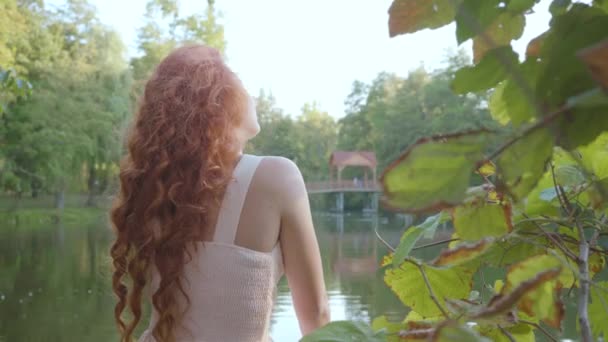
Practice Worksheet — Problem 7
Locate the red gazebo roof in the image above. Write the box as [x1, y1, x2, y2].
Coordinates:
[329, 151, 377, 168]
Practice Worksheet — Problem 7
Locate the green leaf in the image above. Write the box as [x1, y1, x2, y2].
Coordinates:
[478, 324, 535, 342]
[589, 281, 608, 339]
[371, 316, 405, 342]
[453, 201, 512, 241]
[381, 131, 487, 213]
[388, 0, 460, 37]
[384, 262, 474, 317]
[393, 213, 447, 267]
[489, 82, 511, 125]
[455, 0, 503, 44]
[300, 321, 384, 342]
[579, 132, 608, 179]
[554, 164, 586, 186]
[472, 13, 525, 62]
[496, 128, 554, 201]
[566, 88, 608, 109]
[549, 0, 571, 16]
[433, 322, 491, 342]
[393, 226, 425, 267]
[508, 0, 537, 12]
[536, 5, 608, 108]
[451, 47, 519, 93]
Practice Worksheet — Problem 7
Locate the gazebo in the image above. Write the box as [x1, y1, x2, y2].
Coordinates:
[329, 151, 377, 184]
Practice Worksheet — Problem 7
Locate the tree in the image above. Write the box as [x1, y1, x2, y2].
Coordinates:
[130, 0, 226, 98]
[294, 102, 338, 181]
[246, 90, 299, 160]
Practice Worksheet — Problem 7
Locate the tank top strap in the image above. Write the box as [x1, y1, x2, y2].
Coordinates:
[213, 154, 262, 244]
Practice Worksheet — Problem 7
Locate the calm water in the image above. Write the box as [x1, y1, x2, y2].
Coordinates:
[0, 211, 596, 341]
[0, 212, 406, 342]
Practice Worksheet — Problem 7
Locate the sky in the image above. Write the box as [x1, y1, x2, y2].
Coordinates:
[49, 0, 552, 119]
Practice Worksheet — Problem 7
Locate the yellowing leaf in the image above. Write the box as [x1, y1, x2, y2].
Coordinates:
[384, 262, 473, 317]
[453, 201, 512, 241]
[589, 281, 608, 339]
[432, 238, 493, 266]
[472, 268, 561, 320]
[388, 0, 460, 37]
[381, 131, 487, 213]
[494, 279, 504, 293]
[504, 254, 565, 328]
[476, 161, 496, 176]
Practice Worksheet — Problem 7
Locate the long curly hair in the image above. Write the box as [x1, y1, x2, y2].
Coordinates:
[109, 45, 248, 342]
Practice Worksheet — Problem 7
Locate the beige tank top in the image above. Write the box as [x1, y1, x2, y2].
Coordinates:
[139, 154, 284, 342]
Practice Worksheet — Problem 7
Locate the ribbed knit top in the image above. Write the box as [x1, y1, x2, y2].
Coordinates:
[138, 154, 284, 342]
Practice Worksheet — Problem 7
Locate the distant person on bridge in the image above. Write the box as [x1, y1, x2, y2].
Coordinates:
[109, 44, 330, 342]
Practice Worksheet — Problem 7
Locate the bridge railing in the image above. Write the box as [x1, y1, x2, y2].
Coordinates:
[305, 180, 381, 192]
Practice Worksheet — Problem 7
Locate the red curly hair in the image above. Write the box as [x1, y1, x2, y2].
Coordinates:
[110, 45, 249, 342]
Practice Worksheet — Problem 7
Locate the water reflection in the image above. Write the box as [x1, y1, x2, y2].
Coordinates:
[270, 213, 403, 341]
[0, 212, 405, 341]
[0, 213, 594, 341]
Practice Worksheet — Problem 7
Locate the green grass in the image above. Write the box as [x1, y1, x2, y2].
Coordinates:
[0, 207, 107, 227]
[0, 194, 110, 228]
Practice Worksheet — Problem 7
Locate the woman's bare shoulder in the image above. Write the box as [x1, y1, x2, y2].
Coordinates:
[254, 155, 306, 197]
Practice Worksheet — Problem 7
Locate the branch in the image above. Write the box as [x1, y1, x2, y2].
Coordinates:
[408, 259, 449, 318]
[485, 107, 566, 162]
[576, 220, 593, 342]
[521, 214, 580, 262]
[550, 162, 574, 219]
[412, 238, 460, 251]
[520, 320, 558, 342]
[498, 325, 515, 342]
[374, 225, 395, 252]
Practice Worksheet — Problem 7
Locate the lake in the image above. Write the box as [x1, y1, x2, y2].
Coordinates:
[0, 211, 595, 341]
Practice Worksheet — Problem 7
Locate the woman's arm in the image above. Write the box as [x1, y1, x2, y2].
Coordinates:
[272, 157, 330, 335]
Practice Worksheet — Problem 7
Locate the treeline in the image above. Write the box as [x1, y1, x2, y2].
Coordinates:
[249, 51, 502, 182]
[0, 0, 499, 210]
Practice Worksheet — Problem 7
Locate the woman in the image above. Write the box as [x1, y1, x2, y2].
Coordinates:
[110, 44, 330, 342]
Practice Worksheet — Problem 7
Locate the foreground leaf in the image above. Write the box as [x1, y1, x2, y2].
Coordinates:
[504, 254, 565, 328]
[472, 268, 561, 320]
[496, 128, 553, 201]
[384, 262, 474, 317]
[452, 46, 519, 93]
[432, 238, 493, 266]
[393, 213, 445, 267]
[388, 0, 460, 37]
[393, 227, 425, 268]
[381, 131, 487, 213]
[472, 13, 525, 62]
[371, 316, 406, 342]
[453, 201, 512, 241]
[432, 321, 491, 342]
[478, 324, 535, 342]
[589, 281, 608, 339]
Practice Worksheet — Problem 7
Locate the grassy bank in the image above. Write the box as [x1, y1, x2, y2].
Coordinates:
[0, 194, 109, 228]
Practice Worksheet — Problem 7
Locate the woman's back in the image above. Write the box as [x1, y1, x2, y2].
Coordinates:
[139, 155, 284, 342]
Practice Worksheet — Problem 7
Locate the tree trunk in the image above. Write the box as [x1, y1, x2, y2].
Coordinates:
[85, 160, 97, 207]
[55, 189, 65, 211]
